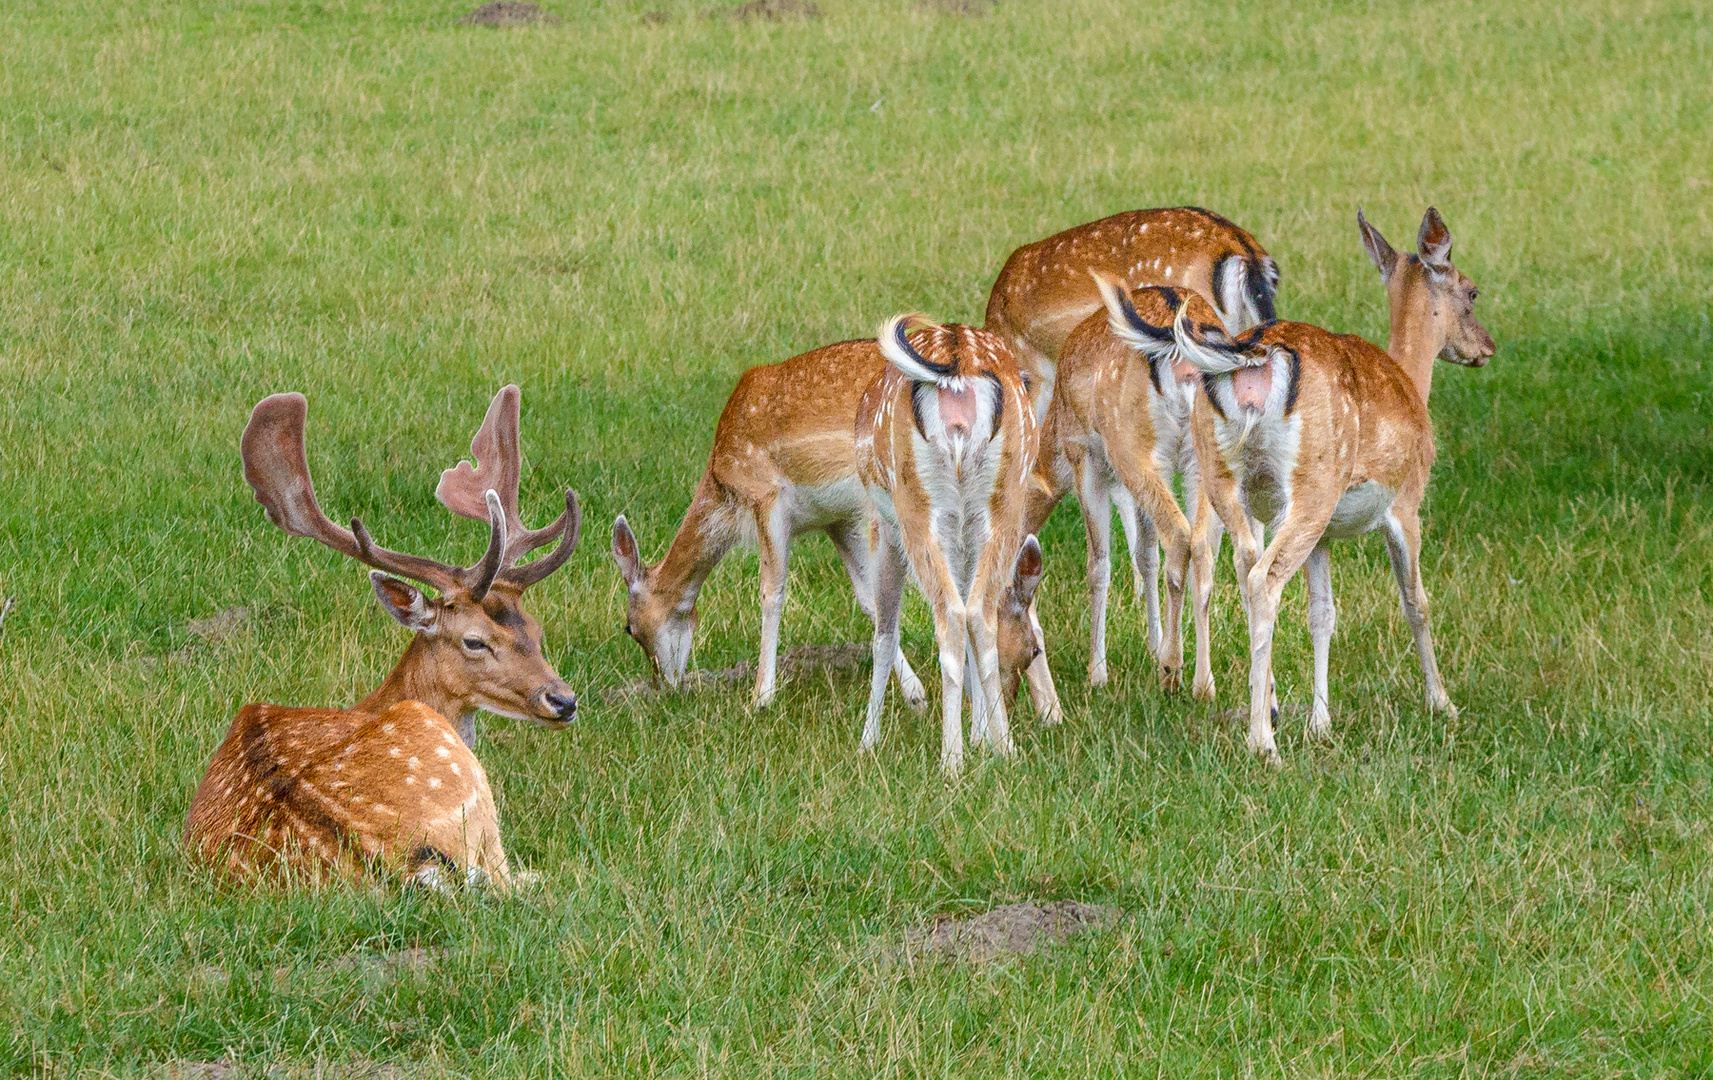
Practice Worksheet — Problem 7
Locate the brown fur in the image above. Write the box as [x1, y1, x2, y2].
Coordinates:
[985, 207, 1276, 409]
[184, 701, 507, 887]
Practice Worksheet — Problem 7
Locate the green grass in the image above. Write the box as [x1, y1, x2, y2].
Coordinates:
[3, 0, 1711, 1074]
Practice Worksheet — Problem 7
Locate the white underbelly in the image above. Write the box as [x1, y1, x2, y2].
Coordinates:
[783, 476, 868, 533]
[1323, 480, 1396, 539]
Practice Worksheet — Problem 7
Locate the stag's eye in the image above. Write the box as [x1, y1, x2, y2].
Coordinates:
[462, 635, 490, 653]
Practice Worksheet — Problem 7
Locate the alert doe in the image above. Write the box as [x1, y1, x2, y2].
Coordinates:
[1026, 275, 1230, 699]
[856, 316, 1045, 774]
[1177, 207, 1494, 760]
[184, 386, 582, 887]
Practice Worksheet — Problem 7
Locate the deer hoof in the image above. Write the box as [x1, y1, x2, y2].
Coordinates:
[1192, 674, 1216, 703]
[1088, 661, 1108, 688]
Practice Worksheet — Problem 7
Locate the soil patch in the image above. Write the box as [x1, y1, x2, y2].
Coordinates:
[189, 605, 250, 643]
[709, 0, 822, 21]
[916, 0, 997, 13]
[903, 901, 1119, 963]
[456, 2, 562, 26]
[604, 641, 868, 703]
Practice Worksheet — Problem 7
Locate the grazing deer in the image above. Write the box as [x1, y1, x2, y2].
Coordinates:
[856, 316, 1045, 774]
[610, 341, 930, 710]
[1176, 207, 1494, 761]
[986, 206, 1279, 417]
[184, 386, 582, 887]
[1025, 275, 1231, 699]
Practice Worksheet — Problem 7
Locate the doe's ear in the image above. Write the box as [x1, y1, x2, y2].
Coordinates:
[370, 572, 437, 633]
[1010, 536, 1045, 607]
[1356, 207, 1399, 283]
[1417, 206, 1454, 274]
[611, 515, 644, 586]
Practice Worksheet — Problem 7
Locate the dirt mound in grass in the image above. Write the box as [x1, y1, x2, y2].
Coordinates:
[456, 2, 562, 26]
[712, 0, 822, 21]
[903, 901, 1119, 963]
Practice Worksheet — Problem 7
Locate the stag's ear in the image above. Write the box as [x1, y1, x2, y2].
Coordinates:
[611, 516, 644, 586]
[1010, 536, 1045, 607]
[1357, 207, 1398, 283]
[1417, 207, 1454, 274]
[371, 572, 438, 633]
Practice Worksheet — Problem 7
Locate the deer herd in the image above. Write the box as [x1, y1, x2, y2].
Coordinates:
[186, 204, 1494, 888]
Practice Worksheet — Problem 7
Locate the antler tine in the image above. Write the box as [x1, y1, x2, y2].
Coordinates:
[501, 489, 582, 590]
[242, 393, 462, 592]
[465, 490, 509, 601]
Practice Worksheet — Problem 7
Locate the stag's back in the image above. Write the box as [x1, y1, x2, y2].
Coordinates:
[184, 700, 509, 887]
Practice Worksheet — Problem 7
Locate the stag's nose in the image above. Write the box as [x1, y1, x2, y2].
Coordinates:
[544, 689, 577, 722]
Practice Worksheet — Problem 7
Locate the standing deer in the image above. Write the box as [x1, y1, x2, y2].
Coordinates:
[988, 207, 1278, 660]
[609, 341, 930, 711]
[856, 316, 1044, 774]
[1025, 276, 1230, 699]
[1176, 207, 1494, 761]
[184, 386, 582, 887]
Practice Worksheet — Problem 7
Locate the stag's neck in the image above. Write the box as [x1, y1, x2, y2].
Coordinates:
[1386, 290, 1441, 406]
[357, 637, 475, 743]
[654, 475, 739, 612]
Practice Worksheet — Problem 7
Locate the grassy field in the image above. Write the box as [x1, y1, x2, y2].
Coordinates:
[3, 0, 1712, 1074]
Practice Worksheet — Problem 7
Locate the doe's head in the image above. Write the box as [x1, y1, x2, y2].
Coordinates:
[997, 536, 1048, 705]
[610, 515, 697, 688]
[241, 386, 583, 736]
[1358, 206, 1495, 367]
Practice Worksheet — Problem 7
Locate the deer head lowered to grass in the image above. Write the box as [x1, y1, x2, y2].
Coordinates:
[183, 385, 582, 888]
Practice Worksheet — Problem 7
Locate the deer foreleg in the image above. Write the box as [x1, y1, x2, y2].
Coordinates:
[861, 532, 907, 752]
[1074, 458, 1114, 687]
[753, 499, 791, 709]
[1305, 541, 1336, 737]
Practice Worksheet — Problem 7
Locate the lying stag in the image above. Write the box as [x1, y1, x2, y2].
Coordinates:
[184, 386, 581, 887]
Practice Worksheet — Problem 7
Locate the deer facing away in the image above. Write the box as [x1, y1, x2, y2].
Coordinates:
[183, 386, 582, 887]
[1177, 207, 1494, 761]
[856, 316, 1047, 775]
[1026, 276, 1233, 700]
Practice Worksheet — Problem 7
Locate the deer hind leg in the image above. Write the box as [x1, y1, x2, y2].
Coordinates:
[831, 520, 925, 710]
[966, 587, 1011, 757]
[1381, 506, 1456, 716]
[1244, 514, 1331, 763]
[861, 531, 907, 752]
[752, 498, 791, 709]
[1186, 470, 1223, 702]
[1075, 458, 1115, 687]
[1114, 487, 1163, 656]
[1305, 541, 1336, 738]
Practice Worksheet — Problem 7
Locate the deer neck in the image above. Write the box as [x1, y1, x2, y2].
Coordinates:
[357, 636, 473, 740]
[1386, 276, 1442, 405]
[652, 477, 740, 614]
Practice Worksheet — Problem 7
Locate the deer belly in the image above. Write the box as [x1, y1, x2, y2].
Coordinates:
[1324, 481, 1396, 539]
[1230, 366, 1273, 411]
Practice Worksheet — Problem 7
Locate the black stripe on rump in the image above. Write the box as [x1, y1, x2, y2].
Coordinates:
[1201, 374, 1228, 420]
[1282, 349, 1303, 416]
[1246, 258, 1278, 322]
